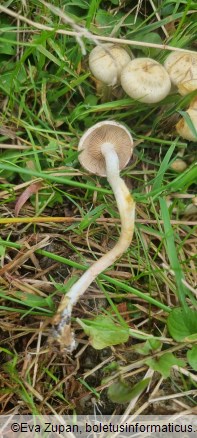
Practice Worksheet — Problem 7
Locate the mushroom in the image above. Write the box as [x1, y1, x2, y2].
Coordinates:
[89, 43, 132, 86]
[164, 51, 197, 95]
[176, 108, 197, 141]
[120, 57, 171, 103]
[184, 196, 197, 216]
[176, 95, 197, 141]
[170, 158, 188, 172]
[189, 96, 197, 110]
[50, 121, 135, 353]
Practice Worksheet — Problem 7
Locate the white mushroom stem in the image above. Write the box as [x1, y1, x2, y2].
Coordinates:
[51, 143, 135, 352]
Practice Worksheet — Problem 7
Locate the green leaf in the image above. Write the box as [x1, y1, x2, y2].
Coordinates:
[94, 9, 123, 35]
[161, 4, 175, 17]
[160, 197, 189, 307]
[145, 353, 185, 378]
[50, 275, 79, 294]
[0, 64, 27, 95]
[134, 339, 161, 355]
[0, 150, 22, 180]
[167, 308, 197, 341]
[66, 0, 89, 10]
[84, 94, 98, 106]
[108, 378, 150, 404]
[0, 22, 17, 55]
[124, 13, 143, 28]
[13, 291, 54, 310]
[0, 40, 15, 55]
[149, 339, 162, 350]
[77, 316, 129, 349]
[30, 189, 63, 208]
[139, 33, 163, 57]
[187, 346, 197, 371]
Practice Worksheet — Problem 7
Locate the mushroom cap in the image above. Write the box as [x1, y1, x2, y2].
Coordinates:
[176, 108, 197, 141]
[178, 80, 197, 96]
[192, 196, 197, 206]
[78, 121, 134, 176]
[164, 51, 197, 95]
[170, 158, 187, 172]
[184, 203, 197, 216]
[120, 57, 171, 103]
[189, 96, 197, 110]
[89, 44, 132, 86]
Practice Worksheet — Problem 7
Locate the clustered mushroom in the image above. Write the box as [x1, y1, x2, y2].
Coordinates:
[170, 157, 188, 173]
[174, 95, 197, 142]
[120, 57, 171, 103]
[163, 51, 197, 141]
[89, 44, 197, 143]
[51, 121, 135, 353]
[164, 51, 197, 96]
[89, 43, 133, 86]
[176, 106, 197, 141]
[184, 196, 197, 216]
[89, 44, 171, 103]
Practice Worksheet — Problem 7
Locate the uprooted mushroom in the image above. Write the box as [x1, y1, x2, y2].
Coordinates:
[50, 121, 135, 353]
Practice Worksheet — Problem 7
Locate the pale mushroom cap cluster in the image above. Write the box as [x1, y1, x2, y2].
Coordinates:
[174, 78, 197, 141]
[78, 121, 134, 176]
[89, 43, 132, 86]
[120, 58, 171, 103]
[88, 44, 197, 142]
[164, 51, 197, 95]
[170, 158, 188, 172]
[176, 108, 197, 141]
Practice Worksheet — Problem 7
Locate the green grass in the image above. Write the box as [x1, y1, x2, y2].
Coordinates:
[0, 0, 196, 416]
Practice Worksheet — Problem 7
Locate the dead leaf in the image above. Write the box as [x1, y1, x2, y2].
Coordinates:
[15, 182, 43, 216]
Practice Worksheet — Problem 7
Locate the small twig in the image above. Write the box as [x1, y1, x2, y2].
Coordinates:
[173, 365, 197, 383]
[149, 389, 197, 403]
[0, 4, 196, 54]
[39, 0, 99, 55]
[0, 144, 30, 149]
[0, 216, 196, 225]
[181, 279, 197, 297]
[32, 322, 44, 388]
[0, 237, 50, 275]
[149, 0, 169, 38]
